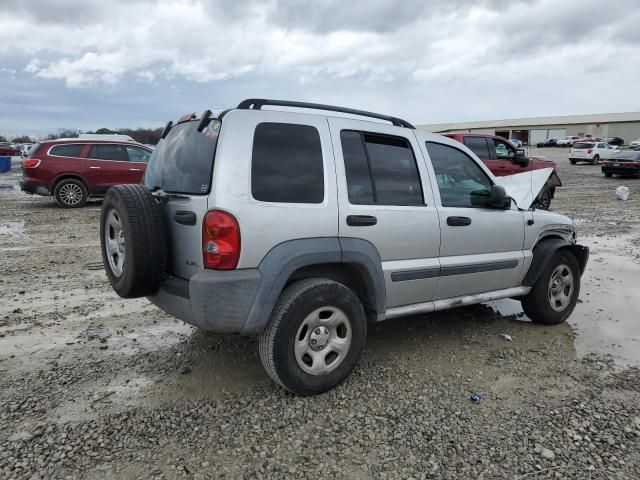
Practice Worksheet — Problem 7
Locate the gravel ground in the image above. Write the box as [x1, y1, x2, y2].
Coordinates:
[1, 149, 639, 479]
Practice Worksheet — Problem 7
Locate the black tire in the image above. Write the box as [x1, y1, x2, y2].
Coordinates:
[259, 278, 367, 396]
[591, 155, 600, 165]
[521, 250, 581, 325]
[569, 159, 577, 165]
[53, 178, 88, 208]
[604, 172, 613, 178]
[100, 184, 167, 298]
[532, 188, 552, 210]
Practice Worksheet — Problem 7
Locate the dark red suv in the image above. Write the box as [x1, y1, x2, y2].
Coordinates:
[443, 132, 561, 209]
[20, 139, 152, 208]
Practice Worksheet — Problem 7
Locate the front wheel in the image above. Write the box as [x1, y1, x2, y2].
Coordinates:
[259, 278, 367, 396]
[522, 250, 581, 325]
[591, 155, 600, 165]
[604, 172, 613, 178]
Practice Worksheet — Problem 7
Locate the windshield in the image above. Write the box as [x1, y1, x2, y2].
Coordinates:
[573, 143, 594, 149]
[144, 118, 220, 194]
[612, 152, 640, 160]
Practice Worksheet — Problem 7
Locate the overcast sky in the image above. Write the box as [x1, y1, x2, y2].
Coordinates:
[1, 0, 639, 137]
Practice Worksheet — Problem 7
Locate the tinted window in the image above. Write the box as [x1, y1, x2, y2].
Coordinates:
[89, 144, 128, 161]
[426, 142, 493, 208]
[251, 123, 324, 203]
[144, 119, 220, 194]
[341, 131, 374, 204]
[126, 146, 151, 163]
[49, 144, 84, 158]
[463, 137, 490, 159]
[341, 131, 423, 206]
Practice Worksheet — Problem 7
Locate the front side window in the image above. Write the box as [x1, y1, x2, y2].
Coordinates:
[493, 138, 515, 160]
[126, 146, 151, 163]
[426, 142, 493, 208]
[341, 131, 423, 206]
[49, 144, 84, 158]
[251, 123, 324, 203]
[89, 144, 128, 161]
[463, 137, 490, 159]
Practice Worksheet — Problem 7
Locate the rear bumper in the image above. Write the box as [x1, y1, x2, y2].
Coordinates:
[602, 165, 639, 175]
[147, 269, 262, 334]
[19, 178, 50, 196]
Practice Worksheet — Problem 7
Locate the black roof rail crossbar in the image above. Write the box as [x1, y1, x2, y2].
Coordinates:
[237, 98, 415, 129]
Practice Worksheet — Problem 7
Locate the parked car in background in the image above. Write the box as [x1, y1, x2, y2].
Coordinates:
[603, 137, 624, 146]
[443, 132, 560, 209]
[556, 136, 580, 147]
[536, 138, 558, 148]
[510, 139, 523, 148]
[569, 142, 618, 164]
[20, 139, 152, 208]
[629, 138, 640, 148]
[602, 151, 640, 178]
[0, 143, 21, 156]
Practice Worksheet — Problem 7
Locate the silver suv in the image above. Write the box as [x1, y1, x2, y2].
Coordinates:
[100, 99, 588, 396]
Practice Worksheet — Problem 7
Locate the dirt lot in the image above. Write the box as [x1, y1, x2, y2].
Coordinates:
[1, 148, 639, 479]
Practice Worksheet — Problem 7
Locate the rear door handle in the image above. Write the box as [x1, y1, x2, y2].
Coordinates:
[129, 168, 141, 171]
[447, 216, 472, 227]
[174, 211, 196, 226]
[346, 215, 377, 226]
[89, 166, 101, 169]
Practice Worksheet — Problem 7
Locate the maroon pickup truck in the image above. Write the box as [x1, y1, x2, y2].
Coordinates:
[443, 132, 561, 210]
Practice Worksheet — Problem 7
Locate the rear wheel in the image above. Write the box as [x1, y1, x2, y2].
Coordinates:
[604, 172, 613, 178]
[591, 155, 600, 165]
[522, 250, 581, 325]
[259, 278, 367, 396]
[54, 179, 88, 208]
[569, 159, 577, 165]
[100, 184, 167, 298]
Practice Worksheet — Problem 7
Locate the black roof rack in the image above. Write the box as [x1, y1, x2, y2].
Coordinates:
[237, 98, 415, 129]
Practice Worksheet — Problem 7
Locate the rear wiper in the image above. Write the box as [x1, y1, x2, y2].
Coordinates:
[150, 188, 189, 201]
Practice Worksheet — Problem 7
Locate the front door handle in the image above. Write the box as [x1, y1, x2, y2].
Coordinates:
[447, 216, 472, 227]
[89, 166, 101, 170]
[129, 168, 141, 171]
[346, 215, 377, 226]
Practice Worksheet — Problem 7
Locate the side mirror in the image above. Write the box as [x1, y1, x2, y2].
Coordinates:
[514, 148, 529, 166]
[470, 185, 511, 209]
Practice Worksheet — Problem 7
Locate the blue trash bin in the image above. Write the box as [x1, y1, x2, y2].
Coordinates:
[0, 156, 11, 173]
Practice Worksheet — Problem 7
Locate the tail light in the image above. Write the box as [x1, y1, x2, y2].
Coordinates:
[22, 158, 41, 168]
[587, 149, 593, 154]
[202, 210, 240, 270]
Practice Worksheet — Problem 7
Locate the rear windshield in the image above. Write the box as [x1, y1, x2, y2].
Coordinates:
[573, 143, 594, 149]
[27, 143, 41, 156]
[144, 119, 220, 194]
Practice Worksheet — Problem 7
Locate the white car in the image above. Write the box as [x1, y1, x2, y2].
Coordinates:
[569, 141, 618, 164]
[630, 138, 640, 148]
[556, 136, 580, 147]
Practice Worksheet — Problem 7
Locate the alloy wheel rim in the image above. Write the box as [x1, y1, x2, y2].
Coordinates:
[104, 209, 125, 277]
[294, 306, 352, 375]
[548, 264, 574, 312]
[59, 183, 83, 206]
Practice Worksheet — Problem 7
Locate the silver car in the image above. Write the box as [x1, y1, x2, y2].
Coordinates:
[100, 99, 589, 395]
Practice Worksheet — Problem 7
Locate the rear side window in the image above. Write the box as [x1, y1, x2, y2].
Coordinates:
[126, 146, 151, 163]
[251, 123, 324, 203]
[49, 144, 84, 158]
[341, 131, 423, 206]
[88, 144, 128, 161]
[463, 137, 490, 159]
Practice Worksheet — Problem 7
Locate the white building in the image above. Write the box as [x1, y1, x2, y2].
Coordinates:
[418, 112, 640, 145]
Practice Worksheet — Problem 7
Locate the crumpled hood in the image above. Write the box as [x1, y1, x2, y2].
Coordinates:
[494, 167, 556, 210]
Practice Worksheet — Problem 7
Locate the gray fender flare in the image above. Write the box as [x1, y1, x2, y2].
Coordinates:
[522, 237, 589, 287]
[240, 238, 386, 335]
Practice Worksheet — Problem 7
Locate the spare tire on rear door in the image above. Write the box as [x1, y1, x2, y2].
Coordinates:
[100, 184, 168, 298]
